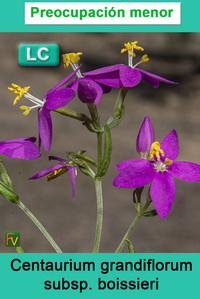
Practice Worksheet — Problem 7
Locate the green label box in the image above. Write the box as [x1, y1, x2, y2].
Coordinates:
[18, 44, 60, 66]
[5, 232, 20, 247]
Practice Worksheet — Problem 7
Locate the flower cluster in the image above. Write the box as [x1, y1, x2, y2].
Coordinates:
[8, 42, 177, 155]
[7, 41, 183, 204]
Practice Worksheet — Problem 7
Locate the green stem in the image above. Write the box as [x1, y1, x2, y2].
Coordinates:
[107, 87, 128, 126]
[16, 246, 24, 253]
[115, 214, 141, 253]
[97, 132, 103, 168]
[86, 104, 104, 253]
[17, 200, 62, 253]
[87, 104, 100, 127]
[87, 104, 103, 168]
[54, 108, 91, 123]
[115, 199, 151, 253]
[93, 178, 103, 253]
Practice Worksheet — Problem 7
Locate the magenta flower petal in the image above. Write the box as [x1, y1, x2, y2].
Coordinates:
[0, 138, 41, 160]
[84, 65, 122, 88]
[46, 68, 80, 95]
[119, 65, 142, 87]
[2, 137, 36, 143]
[77, 78, 103, 104]
[113, 160, 155, 188]
[160, 130, 179, 160]
[98, 82, 112, 94]
[67, 79, 79, 91]
[48, 155, 66, 163]
[136, 116, 155, 154]
[169, 161, 200, 182]
[45, 88, 75, 110]
[83, 64, 122, 76]
[29, 163, 65, 179]
[116, 159, 149, 171]
[138, 68, 178, 88]
[150, 172, 176, 218]
[94, 77, 122, 88]
[67, 166, 76, 198]
[38, 107, 52, 152]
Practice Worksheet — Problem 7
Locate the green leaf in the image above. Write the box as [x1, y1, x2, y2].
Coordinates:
[114, 87, 128, 114]
[125, 238, 135, 253]
[133, 187, 144, 204]
[95, 124, 112, 178]
[79, 166, 93, 178]
[142, 209, 158, 217]
[109, 104, 125, 129]
[133, 187, 144, 213]
[0, 160, 13, 188]
[0, 181, 19, 203]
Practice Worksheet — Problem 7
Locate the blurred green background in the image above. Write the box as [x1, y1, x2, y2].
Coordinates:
[0, 32, 200, 252]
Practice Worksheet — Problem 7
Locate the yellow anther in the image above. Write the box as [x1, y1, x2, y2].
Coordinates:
[141, 54, 149, 63]
[121, 42, 136, 57]
[132, 41, 144, 51]
[164, 158, 173, 166]
[62, 52, 82, 68]
[149, 141, 165, 160]
[20, 106, 31, 116]
[8, 83, 30, 105]
[121, 41, 144, 56]
[47, 167, 67, 181]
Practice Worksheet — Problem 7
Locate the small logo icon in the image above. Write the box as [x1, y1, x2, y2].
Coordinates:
[18, 44, 60, 66]
[5, 232, 20, 247]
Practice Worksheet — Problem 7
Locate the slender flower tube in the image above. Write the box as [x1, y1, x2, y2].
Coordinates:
[62, 52, 112, 104]
[136, 116, 155, 158]
[29, 156, 77, 198]
[113, 129, 200, 218]
[0, 137, 40, 160]
[83, 41, 178, 89]
[8, 71, 77, 151]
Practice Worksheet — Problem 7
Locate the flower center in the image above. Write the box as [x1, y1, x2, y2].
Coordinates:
[149, 141, 173, 172]
[62, 52, 83, 78]
[154, 160, 167, 172]
[8, 83, 44, 115]
[120, 41, 149, 68]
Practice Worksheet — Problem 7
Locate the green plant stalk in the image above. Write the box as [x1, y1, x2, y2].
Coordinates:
[16, 246, 24, 253]
[93, 128, 103, 252]
[86, 104, 104, 253]
[93, 177, 103, 253]
[115, 200, 151, 253]
[107, 87, 128, 126]
[97, 132, 103, 168]
[54, 107, 91, 123]
[17, 200, 62, 253]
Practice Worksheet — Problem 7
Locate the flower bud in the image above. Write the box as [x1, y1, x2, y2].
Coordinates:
[136, 116, 155, 158]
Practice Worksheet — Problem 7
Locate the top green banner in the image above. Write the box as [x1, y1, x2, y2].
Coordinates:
[1, 0, 200, 32]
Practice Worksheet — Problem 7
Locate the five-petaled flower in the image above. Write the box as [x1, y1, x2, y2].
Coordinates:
[29, 156, 77, 198]
[0, 137, 41, 160]
[83, 41, 178, 89]
[113, 124, 200, 218]
[8, 72, 77, 151]
[62, 52, 112, 104]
